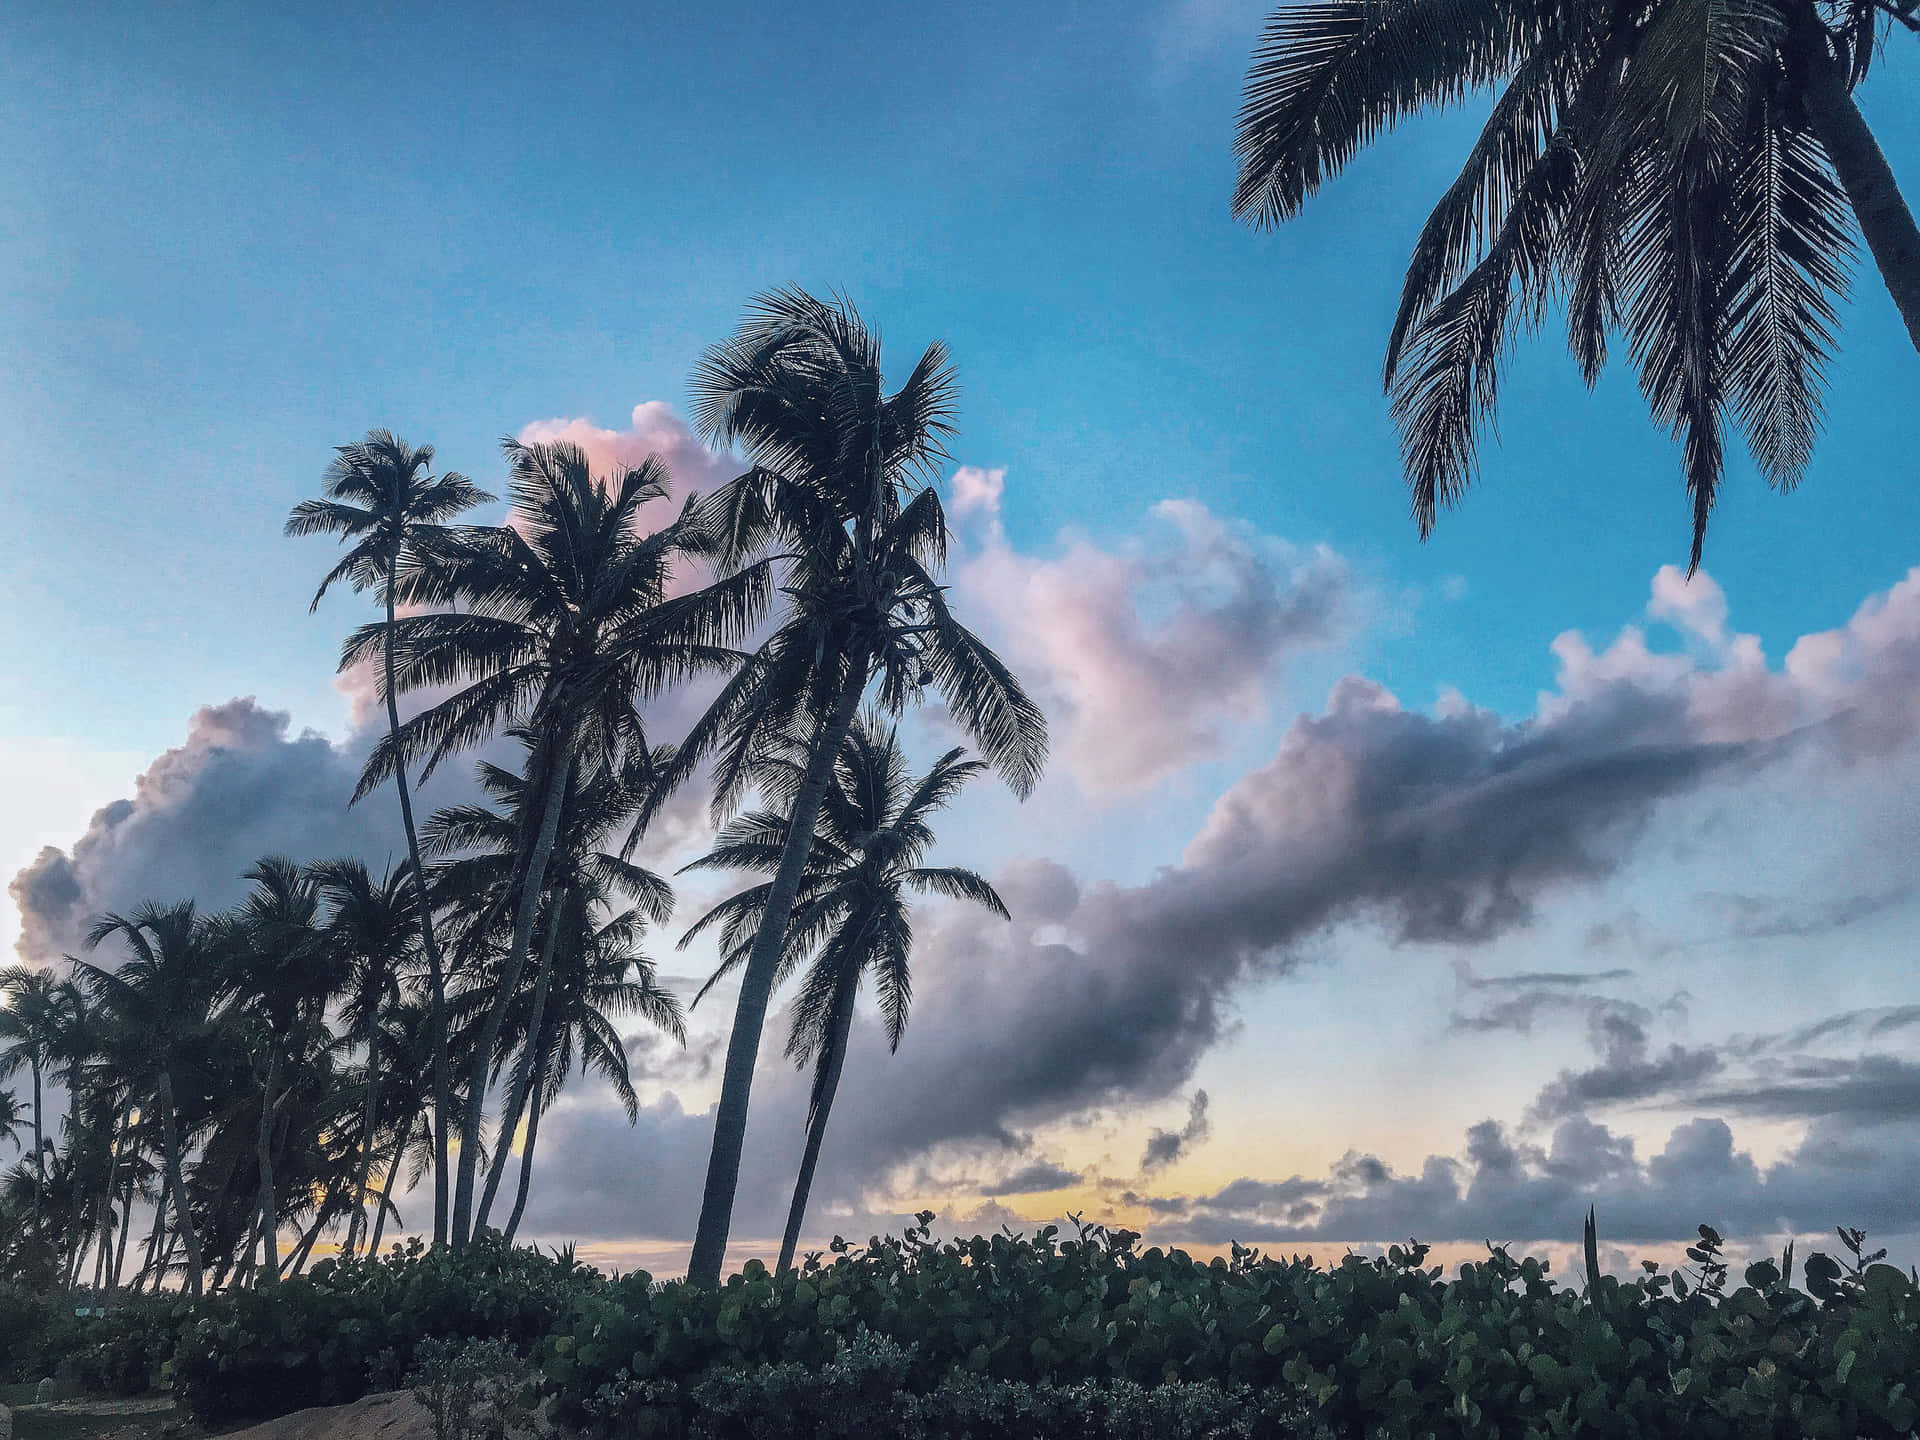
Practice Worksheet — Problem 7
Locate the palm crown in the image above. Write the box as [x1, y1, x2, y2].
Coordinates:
[1235, 0, 1919, 568]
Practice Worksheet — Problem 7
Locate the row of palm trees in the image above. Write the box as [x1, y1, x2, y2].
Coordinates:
[1, 289, 1047, 1294]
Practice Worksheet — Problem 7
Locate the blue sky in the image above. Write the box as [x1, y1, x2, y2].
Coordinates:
[5, 2, 1920, 1269]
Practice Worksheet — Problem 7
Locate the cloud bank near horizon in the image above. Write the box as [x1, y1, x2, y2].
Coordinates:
[9, 403, 1920, 1255]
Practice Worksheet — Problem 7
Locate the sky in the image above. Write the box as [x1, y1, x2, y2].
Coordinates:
[3, 1, 1919, 1278]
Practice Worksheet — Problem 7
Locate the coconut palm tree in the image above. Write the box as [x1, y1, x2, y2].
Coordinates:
[0, 964, 77, 1235]
[682, 716, 1005, 1273]
[355, 439, 750, 1246]
[1233, 0, 1920, 568]
[425, 737, 677, 1236]
[501, 896, 682, 1245]
[289, 430, 492, 1243]
[0, 1087, 25, 1155]
[308, 857, 421, 1257]
[228, 857, 341, 1285]
[76, 902, 236, 1299]
[673, 289, 1047, 1287]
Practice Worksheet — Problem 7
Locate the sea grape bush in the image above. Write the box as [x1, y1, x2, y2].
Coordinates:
[541, 1215, 1920, 1440]
[20, 1215, 1919, 1439]
[169, 1235, 604, 1424]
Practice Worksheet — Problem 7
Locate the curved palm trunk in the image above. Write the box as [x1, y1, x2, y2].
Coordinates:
[688, 661, 868, 1288]
[500, 1049, 551, 1248]
[133, 1192, 167, 1294]
[385, 574, 454, 1248]
[452, 742, 573, 1247]
[255, 1053, 282, 1287]
[156, 1069, 204, 1298]
[344, 1067, 382, 1258]
[777, 973, 858, 1275]
[367, 1114, 413, 1258]
[477, 900, 562, 1234]
[1795, 20, 1920, 353]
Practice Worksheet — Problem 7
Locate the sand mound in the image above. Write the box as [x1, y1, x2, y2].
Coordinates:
[214, 1393, 433, 1440]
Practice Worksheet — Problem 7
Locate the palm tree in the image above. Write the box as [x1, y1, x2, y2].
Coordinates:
[308, 857, 420, 1257]
[0, 1087, 25, 1155]
[682, 716, 1005, 1273]
[0, 964, 77, 1235]
[289, 430, 492, 1244]
[228, 857, 340, 1286]
[496, 891, 683, 1245]
[357, 439, 750, 1246]
[76, 901, 235, 1299]
[425, 738, 677, 1236]
[673, 289, 1047, 1287]
[1234, 0, 1920, 568]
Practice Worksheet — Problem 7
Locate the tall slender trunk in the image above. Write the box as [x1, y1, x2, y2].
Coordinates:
[777, 972, 858, 1275]
[94, 1109, 127, 1295]
[476, 899, 563, 1233]
[254, 1053, 282, 1287]
[112, 1177, 134, 1292]
[501, 1048, 551, 1248]
[1794, 13, 1920, 353]
[344, 1066, 383, 1259]
[156, 1069, 204, 1298]
[688, 660, 868, 1288]
[368, 1110, 413, 1258]
[385, 566, 453, 1248]
[452, 741, 573, 1247]
[283, 1210, 327, 1279]
[133, 1190, 167, 1295]
[30, 1058, 43, 1234]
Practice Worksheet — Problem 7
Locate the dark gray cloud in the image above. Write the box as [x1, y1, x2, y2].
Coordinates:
[1142, 1110, 1920, 1248]
[9, 699, 424, 965]
[980, 1161, 1084, 1197]
[1527, 1001, 1724, 1122]
[1141, 1091, 1211, 1172]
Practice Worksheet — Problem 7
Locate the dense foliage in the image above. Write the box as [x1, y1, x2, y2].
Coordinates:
[543, 1217, 1920, 1440]
[8, 1216, 1919, 1437]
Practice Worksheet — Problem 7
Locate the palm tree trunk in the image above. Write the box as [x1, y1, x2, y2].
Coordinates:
[777, 976, 857, 1275]
[385, 574, 454, 1248]
[282, 1210, 327, 1279]
[476, 898, 563, 1233]
[156, 1069, 204, 1298]
[688, 661, 868, 1288]
[255, 1054, 282, 1287]
[1794, 16, 1920, 353]
[112, 1177, 134, 1292]
[500, 1051, 551, 1248]
[133, 1190, 167, 1294]
[30, 1058, 43, 1234]
[344, 1067, 383, 1259]
[452, 741, 573, 1247]
[368, 1111, 414, 1258]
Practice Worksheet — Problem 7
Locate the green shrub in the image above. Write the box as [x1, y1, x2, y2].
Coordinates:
[0, 1284, 73, 1383]
[408, 1337, 537, 1440]
[541, 1216, 1920, 1440]
[675, 1330, 1329, 1440]
[170, 1235, 602, 1426]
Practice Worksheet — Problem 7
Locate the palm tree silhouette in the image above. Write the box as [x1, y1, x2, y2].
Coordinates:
[288, 430, 492, 1243]
[359, 440, 747, 1246]
[1, 964, 77, 1236]
[76, 902, 234, 1298]
[683, 715, 1004, 1274]
[425, 737, 679, 1235]
[308, 856, 421, 1259]
[1234, 1, 1920, 568]
[674, 289, 1046, 1286]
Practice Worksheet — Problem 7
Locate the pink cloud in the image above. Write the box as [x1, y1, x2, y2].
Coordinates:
[952, 473, 1349, 794]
